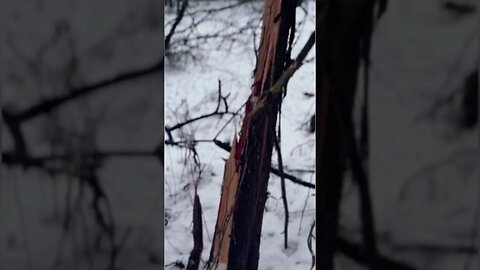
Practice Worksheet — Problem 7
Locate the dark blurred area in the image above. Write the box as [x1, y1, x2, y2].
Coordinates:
[1, 0, 164, 269]
[316, 0, 479, 269]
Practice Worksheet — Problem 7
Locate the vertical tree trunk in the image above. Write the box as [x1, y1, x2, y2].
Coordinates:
[316, 62, 346, 270]
[208, 0, 294, 269]
[316, 0, 381, 269]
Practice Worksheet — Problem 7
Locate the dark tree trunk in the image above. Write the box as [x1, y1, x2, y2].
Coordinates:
[208, 0, 295, 269]
[227, 0, 293, 268]
[316, 0, 382, 269]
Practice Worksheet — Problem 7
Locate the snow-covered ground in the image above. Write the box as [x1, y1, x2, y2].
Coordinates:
[164, 1, 316, 269]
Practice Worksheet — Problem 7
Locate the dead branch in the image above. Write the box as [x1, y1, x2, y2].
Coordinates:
[164, 84, 237, 144]
[165, 0, 189, 52]
[211, 138, 315, 189]
[11, 58, 163, 123]
[2, 148, 161, 175]
[272, 122, 289, 249]
[270, 168, 315, 189]
[307, 220, 315, 270]
[186, 192, 203, 270]
[165, 111, 237, 137]
[165, 2, 261, 64]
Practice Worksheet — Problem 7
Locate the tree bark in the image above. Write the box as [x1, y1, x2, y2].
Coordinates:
[208, 0, 294, 269]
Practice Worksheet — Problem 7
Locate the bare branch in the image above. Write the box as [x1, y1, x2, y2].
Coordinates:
[165, 0, 189, 52]
[165, 84, 238, 141]
[10, 58, 164, 123]
[211, 138, 315, 189]
[272, 122, 289, 249]
[307, 221, 316, 270]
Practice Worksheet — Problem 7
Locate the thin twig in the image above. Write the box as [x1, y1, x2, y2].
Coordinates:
[211, 138, 315, 189]
[272, 122, 289, 249]
[165, 85, 237, 137]
[270, 167, 315, 189]
[246, 31, 315, 119]
[307, 220, 315, 270]
[165, 0, 189, 51]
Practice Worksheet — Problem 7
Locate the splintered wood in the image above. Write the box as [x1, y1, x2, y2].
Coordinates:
[208, 0, 290, 268]
[209, 133, 240, 268]
[236, 0, 283, 160]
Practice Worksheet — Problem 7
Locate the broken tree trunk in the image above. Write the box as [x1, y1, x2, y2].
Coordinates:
[208, 0, 295, 269]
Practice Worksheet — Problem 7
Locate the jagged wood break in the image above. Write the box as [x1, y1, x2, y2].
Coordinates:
[208, 0, 294, 269]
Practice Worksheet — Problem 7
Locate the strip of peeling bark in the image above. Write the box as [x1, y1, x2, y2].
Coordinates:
[208, 134, 240, 269]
